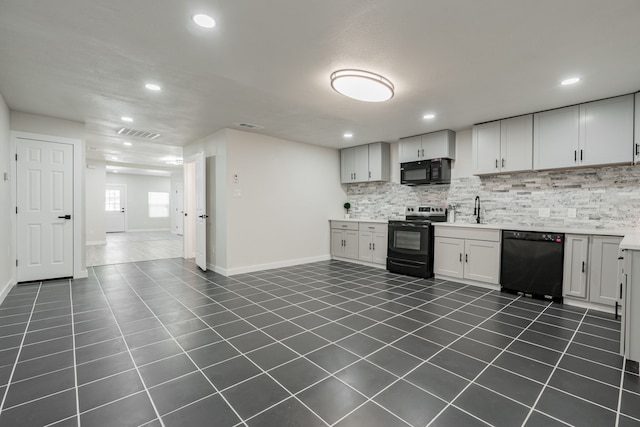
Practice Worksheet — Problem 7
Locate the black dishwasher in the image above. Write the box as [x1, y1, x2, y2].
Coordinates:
[500, 230, 565, 302]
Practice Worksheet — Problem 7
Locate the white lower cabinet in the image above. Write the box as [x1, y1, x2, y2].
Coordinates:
[563, 234, 622, 307]
[358, 222, 387, 265]
[330, 221, 359, 260]
[434, 226, 501, 285]
[331, 220, 387, 265]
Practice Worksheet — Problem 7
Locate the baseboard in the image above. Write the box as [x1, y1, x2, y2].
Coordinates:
[121, 228, 172, 233]
[434, 275, 501, 291]
[563, 297, 615, 314]
[217, 255, 332, 277]
[0, 277, 15, 306]
[86, 240, 106, 246]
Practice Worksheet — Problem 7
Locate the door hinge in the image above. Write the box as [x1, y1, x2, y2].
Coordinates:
[15, 207, 18, 214]
[15, 260, 18, 267]
[15, 153, 17, 161]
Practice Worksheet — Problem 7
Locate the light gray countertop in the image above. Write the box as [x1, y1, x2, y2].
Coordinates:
[433, 221, 634, 237]
[329, 218, 389, 224]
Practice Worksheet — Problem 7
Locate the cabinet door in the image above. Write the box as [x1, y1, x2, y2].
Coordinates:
[422, 130, 455, 160]
[472, 121, 501, 175]
[588, 236, 623, 306]
[501, 115, 533, 173]
[368, 142, 390, 182]
[464, 240, 501, 284]
[359, 232, 373, 262]
[580, 95, 634, 167]
[331, 229, 345, 257]
[399, 135, 422, 163]
[533, 105, 580, 170]
[344, 230, 359, 260]
[434, 237, 464, 279]
[340, 148, 355, 183]
[635, 93, 640, 164]
[353, 145, 369, 182]
[372, 232, 387, 264]
[563, 235, 589, 299]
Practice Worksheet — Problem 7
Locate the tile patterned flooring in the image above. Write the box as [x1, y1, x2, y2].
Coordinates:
[0, 259, 638, 426]
[86, 232, 183, 267]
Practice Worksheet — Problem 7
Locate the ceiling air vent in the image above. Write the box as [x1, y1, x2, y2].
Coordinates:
[117, 127, 161, 140]
[234, 123, 263, 130]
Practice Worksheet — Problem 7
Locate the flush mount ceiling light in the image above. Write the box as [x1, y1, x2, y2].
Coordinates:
[123, 142, 132, 146]
[121, 116, 133, 122]
[344, 133, 353, 138]
[193, 14, 216, 29]
[423, 114, 436, 119]
[561, 77, 581, 86]
[145, 83, 161, 91]
[330, 69, 394, 102]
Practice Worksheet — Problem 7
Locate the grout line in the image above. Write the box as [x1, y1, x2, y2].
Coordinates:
[69, 279, 81, 427]
[520, 309, 589, 426]
[0, 283, 42, 415]
[91, 269, 166, 427]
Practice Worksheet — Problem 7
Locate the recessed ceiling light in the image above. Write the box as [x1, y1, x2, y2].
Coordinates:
[121, 116, 133, 122]
[193, 14, 216, 29]
[423, 114, 436, 119]
[123, 142, 132, 146]
[561, 77, 581, 86]
[344, 133, 353, 138]
[145, 83, 161, 91]
[330, 69, 394, 102]
[113, 170, 118, 173]
[111, 156, 118, 161]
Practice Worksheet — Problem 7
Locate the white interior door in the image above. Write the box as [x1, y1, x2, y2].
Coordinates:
[194, 152, 207, 270]
[105, 184, 126, 232]
[17, 139, 74, 282]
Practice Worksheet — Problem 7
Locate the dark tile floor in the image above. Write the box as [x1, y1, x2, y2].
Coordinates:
[0, 259, 637, 427]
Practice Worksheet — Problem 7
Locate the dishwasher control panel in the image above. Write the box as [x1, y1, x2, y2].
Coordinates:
[503, 230, 564, 243]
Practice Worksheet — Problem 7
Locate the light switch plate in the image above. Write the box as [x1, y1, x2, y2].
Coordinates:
[567, 208, 577, 218]
[538, 208, 550, 218]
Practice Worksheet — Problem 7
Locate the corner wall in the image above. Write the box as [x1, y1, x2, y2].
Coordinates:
[85, 160, 106, 244]
[0, 94, 12, 302]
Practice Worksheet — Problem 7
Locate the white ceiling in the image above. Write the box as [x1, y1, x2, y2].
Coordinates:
[1, 0, 640, 169]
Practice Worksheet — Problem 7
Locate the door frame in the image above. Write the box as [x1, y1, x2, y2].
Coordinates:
[11, 131, 87, 284]
[105, 184, 128, 233]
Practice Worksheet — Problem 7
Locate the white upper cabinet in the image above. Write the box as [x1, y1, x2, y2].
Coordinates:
[580, 95, 634, 167]
[472, 115, 532, 175]
[340, 142, 390, 184]
[399, 130, 455, 163]
[533, 105, 580, 170]
[534, 94, 634, 170]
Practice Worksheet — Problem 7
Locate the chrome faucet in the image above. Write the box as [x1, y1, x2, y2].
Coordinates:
[473, 196, 481, 224]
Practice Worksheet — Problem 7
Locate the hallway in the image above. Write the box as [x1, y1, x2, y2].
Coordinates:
[86, 232, 183, 267]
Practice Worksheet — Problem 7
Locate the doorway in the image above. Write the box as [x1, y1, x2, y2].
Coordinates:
[105, 184, 126, 232]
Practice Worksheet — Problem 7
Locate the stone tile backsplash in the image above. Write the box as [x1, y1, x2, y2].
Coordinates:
[345, 165, 640, 230]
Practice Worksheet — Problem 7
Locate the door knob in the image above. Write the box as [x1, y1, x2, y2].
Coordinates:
[198, 214, 209, 218]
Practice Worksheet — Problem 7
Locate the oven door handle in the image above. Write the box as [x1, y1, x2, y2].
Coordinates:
[388, 259, 425, 268]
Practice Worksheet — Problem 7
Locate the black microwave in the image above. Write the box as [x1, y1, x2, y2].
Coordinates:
[400, 159, 451, 185]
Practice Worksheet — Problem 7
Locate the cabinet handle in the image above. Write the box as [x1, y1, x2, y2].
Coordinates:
[581, 261, 585, 273]
[502, 158, 505, 168]
[636, 143, 639, 156]
[615, 301, 620, 320]
[368, 171, 371, 179]
[342, 240, 345, 247]
[574, 150, 577, 162]
[459, 253, 462, 262]
[580, 149, 583, 161]
[369, 243, 372, 250]
[495, 159, 498, 168]
[620, 282, 623, 299]
[354, 172, 356, 180]
[417, 149, 420, 158]
[421, 149, 425, 157]
[465, 254, 468, 263]
[372, 243, 375, 250]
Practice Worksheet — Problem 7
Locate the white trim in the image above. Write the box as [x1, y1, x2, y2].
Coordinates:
[434, 274, 501, 291]
[11, 131, 86, 281]
[123, 228, 172, 233]
[331, 256, 387, 270]
[0, 278, 14, 306]
[211, 254, 332, 277]
[86, 240, 107, 246]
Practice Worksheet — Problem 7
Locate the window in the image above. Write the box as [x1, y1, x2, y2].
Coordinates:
[105, 189, 121, 211]
[148, 192, 170, 218]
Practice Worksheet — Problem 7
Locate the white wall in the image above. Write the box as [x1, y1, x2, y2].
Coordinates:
[85, 160, 106, 244]
[105, 173, 172, 231]
[0, 94, 13, 302]
[451, 130, 473, 179]
[170, 171, 183, 235]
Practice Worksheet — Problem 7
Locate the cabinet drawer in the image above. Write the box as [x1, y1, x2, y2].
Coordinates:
[359, 222, 387, 234]
[435, 226, 500, 242]
[331, 221, 359, 231]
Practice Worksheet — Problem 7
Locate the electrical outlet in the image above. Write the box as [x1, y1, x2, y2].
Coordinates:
[234, 189, 242, 198]
[538, 208, 550, 218]
[233, 174, 239, 184]
[567, 208, 577, 218]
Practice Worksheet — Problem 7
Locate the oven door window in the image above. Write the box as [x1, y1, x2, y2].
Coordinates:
[394, 230, 423, 251]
